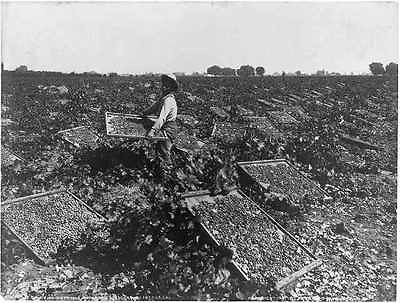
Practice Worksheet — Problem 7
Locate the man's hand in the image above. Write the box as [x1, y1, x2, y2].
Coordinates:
[147, 128, 155, 138]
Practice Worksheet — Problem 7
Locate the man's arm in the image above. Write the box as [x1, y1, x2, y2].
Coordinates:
[151, 99, 170, 131]
[147, 98, 173, 136]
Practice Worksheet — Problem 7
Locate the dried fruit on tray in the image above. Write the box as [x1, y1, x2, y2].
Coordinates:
[105, 112, 166, 139]
[187, 191, 314, 284]
[1, 191, 102, 262]
[340, 134, 384, 151]
[240, 160, 326, 202]
[211, 122, 247, 140]
[174, 130, 205, 152]
[267, 111, 299, 126]
[337, 146, 365, 168]
[257, 98, 278, 108]
[242, 116, 282, 137]
[57, 126, 99, 149]
[284, 106, 311, 121]
[1, 147, 24, 167]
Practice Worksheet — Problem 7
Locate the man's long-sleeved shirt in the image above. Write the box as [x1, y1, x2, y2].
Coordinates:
[143, 93, 177, 131]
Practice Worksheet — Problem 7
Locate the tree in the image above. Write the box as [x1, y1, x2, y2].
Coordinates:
[15, 65, 28, 73]
[207, 65, 222, 76]
[221, 67, 236, 76]
[237, 65, 255, 77]
[385, 62, 398, 76]
[295, 70, 302, 76]
[255, 66, 265, 76]
[369, 62, 385, 75]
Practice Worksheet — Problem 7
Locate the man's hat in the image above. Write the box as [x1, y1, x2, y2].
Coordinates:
[161, 74, 178, 90]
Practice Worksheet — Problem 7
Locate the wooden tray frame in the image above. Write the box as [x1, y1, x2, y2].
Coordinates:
[242, 116, 283, 137]
[266, 111, 300, 127]
[237, 159, 330, 199]
[211, 122, 248, 138]
[1, 190, 105, 265]
[174, 135, 206, 155]
[105, 112, 168, 141]
[57, 126, 100, 149]
[180, 188, 321, 290]
[340, 134, 384, 151]
[257, 98, 279, 108]
[1, 146, 25, 165]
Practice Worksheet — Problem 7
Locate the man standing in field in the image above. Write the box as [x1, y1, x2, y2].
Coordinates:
[141, 74, 178, 163]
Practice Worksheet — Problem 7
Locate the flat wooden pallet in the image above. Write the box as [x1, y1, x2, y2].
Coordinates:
[283, 106, 311, 121]
[211, 122, 248, 139]
[242, 116, 282, 137]
[1, 190, 105, 265]
[1, 147, 25, 167]
[237, 159, 330, 201]
[267, 111, 299, 128]
[180, 188, 321, 290]
[340, 134, 384, 151]
[257, 99, 279, 108]
[270, 97, 287, 106]
[310, 90, 323, 97]
[57, 126, 99, 149]
[173, 130, 206, 154]
[288, 94, 303, 102]
[105, 112, 167, 141]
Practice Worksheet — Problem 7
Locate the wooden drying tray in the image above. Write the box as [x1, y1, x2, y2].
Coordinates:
[257, 99, 279, 108]
[242, 116, 283, 137]
[1, 190, 105, 265]
[1, 147, 25, 166]
[57, 126, 99, 149]
[237, 158, 330, 200]
[180, 187, 322, 291]
[105, 112, 168, 141]
[210, 122, 248, 138]
[340, 134, 384, 151]
[270, 97, 287, 105]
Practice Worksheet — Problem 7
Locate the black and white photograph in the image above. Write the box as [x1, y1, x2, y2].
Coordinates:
[0, 1, 398, 300]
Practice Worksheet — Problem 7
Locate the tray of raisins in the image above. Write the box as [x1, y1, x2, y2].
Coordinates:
[237, 159, 329, 202]
[211, 122, 248, 140]
[181, 188, 321, 289]
[105, 112, 167, 140]
[1, 190, 104, 264]
[57, 126, 99, 149]
[1, 147, 24, 167]
[242, 116, 282, 137]
[174, 130, 205, 153]
[267, 111, 299, 130]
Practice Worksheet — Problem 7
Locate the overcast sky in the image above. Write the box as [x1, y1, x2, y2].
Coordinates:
[1, 1, 398, 74]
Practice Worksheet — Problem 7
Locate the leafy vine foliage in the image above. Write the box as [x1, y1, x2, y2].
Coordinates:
[1, 73, 397, 299]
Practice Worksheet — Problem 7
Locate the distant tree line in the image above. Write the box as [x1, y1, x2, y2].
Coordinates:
[369, 62, 398, 76]
[206, 65, 266, 77]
